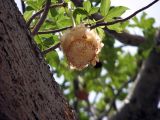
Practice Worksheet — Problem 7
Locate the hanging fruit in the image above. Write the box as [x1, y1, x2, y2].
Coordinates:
[60, 24, 103, 70]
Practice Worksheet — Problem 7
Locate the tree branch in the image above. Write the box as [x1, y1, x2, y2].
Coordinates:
[90, 0, 159, 29]
[32, 0, 51, 36]
[42, 42, 60, 55]
[27, 2, 66, 27]
[110, 48, 160, 120]
[71, 0, 83, 7]
[155, 29, 160, 45]
[38, 26, 72, 34]
[104, 28, 145, 46]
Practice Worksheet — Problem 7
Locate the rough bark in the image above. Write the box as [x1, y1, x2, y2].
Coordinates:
[0, 0, 77, 120]
[109, 36, 160, 120]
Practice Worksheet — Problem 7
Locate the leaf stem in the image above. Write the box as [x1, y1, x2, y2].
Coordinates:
[38, 26, 72, 34]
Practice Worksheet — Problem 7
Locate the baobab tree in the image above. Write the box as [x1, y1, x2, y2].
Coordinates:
[0, 0, 160, 120]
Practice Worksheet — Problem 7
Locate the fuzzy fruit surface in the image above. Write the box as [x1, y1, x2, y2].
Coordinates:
[61, 24, 103, 70]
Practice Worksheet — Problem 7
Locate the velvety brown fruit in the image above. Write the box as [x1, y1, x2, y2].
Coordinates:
[60, 24, 103, 70]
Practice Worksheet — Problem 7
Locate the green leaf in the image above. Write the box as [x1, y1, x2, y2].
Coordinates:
[141, 12, 147, 21]
[100, 0, 110, 16]
[144, 18, 155, 29]
[121, 21, 129, 29]
[73, 8, 88, 18]
[132, 16, 139, 24]
[52, 35, 59, 43]
[108, 23, 123, 32]
[45, 51, 60, 68]
[83, 1, 91, 13]
[89, 7, 99, 15]
[96, 27, 105, 39]
[56, 15, 72, 28]
[73, 8, 88, 20]
[25, 6, 34, 11]
[42, 37, 55, 47]
[140, 16, 155, 30]
[34, 35, 42, 44]
[24, 11, 34, 20]
[26, 0, 44, 10]
[75, 14, 81, 24]
[105, 6, 128, 21]
[50, 8, 58, 17]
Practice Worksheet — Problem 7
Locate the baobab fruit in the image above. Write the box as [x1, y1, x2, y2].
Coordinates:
[60, 24, 103, 70]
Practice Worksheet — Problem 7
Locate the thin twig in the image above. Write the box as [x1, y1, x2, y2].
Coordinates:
[38, 26, 72, 34]
[90, 0, 159, 29]
[27, 2, 66, 27]
[32, 0, 51, 36]
[42, 42, 60, 55]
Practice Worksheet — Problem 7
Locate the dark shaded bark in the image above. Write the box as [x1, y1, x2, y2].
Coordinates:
[104, 28, 145, 46]
[108, 30, 160, 120]
[110, 48, 160, 120]
[0, 0, 77, 120]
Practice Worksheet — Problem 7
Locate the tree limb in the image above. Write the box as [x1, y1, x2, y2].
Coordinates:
[32, 0, 51, 36]
[104, 28, 145, 46]
[109, 30, 160, 120]
[71, 0, 83, 7]
[155, 29, 160, 45]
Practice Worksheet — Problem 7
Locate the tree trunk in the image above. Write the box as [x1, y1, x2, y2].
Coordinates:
[110, 46, 160, 120]
[0, 0, 76, 120]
